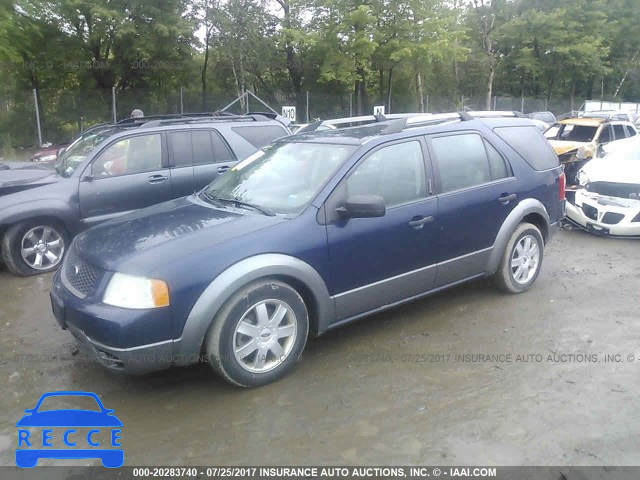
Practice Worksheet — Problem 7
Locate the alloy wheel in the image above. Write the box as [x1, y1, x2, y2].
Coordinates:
[20, 226, 65, 271]
[233, 299, 298, 373]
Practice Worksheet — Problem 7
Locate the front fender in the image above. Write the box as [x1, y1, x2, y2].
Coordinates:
[486, 198, 550, 275]
[173, 253, 334, 365]
[0, 200, 80, 233]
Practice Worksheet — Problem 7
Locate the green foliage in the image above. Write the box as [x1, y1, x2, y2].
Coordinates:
[2, 0, 640, 146]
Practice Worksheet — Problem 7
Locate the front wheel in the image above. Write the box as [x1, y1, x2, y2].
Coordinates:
[204, 279, 309, 387]
[493, 222, 544, 294]
[1, 220, 68, 276]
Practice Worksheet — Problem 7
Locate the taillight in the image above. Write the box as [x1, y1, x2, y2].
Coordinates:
[558, 172, 566, 200]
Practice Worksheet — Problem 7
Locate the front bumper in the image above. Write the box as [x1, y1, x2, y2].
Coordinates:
[50, 270, 179, 374]
[566, 189, 640, 238]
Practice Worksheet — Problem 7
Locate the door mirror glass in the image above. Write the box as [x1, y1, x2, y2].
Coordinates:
[337, 194, 386, 219]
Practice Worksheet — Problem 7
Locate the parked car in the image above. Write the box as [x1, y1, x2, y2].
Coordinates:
[0, 113, 291, 276]
[582, 110, 637, 123]
[50, 112, 565, 387]
[29, 143, 70, 164]
[528, 111, 557, 125]
[544, 117, 638, 184]
[566, 138, 640, 237]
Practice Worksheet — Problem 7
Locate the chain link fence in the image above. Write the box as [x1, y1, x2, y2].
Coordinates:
[0, 86, 613, 160]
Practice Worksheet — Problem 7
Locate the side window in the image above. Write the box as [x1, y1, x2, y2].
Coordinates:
[494, 126, 559, 170]
[208, 131, 235, 164]
[191, 130, 214, 165]
[346, 141, 426, 208]
[485, 140, 510, 180]
[613, 124, 626, 140]
[599, 125, 612, 143]
[625, 125, 637, 138]
[231, 125, 288, 148]
[431, 133, 492, 193]
[92, 134, 162, 177]
[168, 131, 192, 167]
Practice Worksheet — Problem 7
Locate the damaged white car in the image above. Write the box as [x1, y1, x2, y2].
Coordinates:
[566, 140, 640, 237]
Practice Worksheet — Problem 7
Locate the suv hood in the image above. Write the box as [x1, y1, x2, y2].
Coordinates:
[548, 140, 591, 156]
[75, 196, 286, 273]
[0, 162, 59, 195]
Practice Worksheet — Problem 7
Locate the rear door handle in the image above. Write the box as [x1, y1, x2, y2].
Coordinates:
[408, 215, 434, 229]
[217, 165, 230, 174]
[148, 174, 168, 184]
[498, 193, 517, 204]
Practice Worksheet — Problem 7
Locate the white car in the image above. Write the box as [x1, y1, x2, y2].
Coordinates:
[566, 139, 640, 237]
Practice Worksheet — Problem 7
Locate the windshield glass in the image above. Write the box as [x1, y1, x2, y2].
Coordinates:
[55, 127, 121, 177]
[545, 124, 598, 142]
[202, 142, 356, 215]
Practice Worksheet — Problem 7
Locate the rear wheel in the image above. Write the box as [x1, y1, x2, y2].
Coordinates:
[1, 220, 68, 276]
[493, 222, 544, 294]
[204, 279, 309, 387]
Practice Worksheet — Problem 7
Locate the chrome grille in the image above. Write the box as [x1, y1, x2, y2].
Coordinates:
[62, 247, 102, 298]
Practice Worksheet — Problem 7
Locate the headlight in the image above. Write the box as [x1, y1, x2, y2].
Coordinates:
[576, 170, 590, 187]
[103, 273, 170, 309]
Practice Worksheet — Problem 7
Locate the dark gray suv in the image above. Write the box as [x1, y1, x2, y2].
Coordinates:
[0, 114, 291, 276]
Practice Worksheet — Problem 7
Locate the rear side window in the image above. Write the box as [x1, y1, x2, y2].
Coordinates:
[168, 131, 192, 167]
[232, 125, 288, 148]
[494, 126, 559, 171]
[208, 131, 235, 164]
[625, 125, 637, 137]
[431, 133, 506, 193]
[191, 130, 214, 165]
[613, 124, 626, 140]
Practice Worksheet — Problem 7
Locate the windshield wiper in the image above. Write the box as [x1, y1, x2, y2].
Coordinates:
[201, 192, 275, 216]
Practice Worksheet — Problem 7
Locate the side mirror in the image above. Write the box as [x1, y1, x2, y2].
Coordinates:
[336, 194, 385, 219]
[57, 147, 66, 156]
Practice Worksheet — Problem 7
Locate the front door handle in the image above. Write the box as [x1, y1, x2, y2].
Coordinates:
[498, 193, 517, 204]
[217, 165, 230, 174]
[148, 174, 168, 184]
[408, 215, 434, 229]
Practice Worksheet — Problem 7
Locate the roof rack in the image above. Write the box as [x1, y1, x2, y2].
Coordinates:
[297, 110, 532, 136]
[137, 113, 274, 128]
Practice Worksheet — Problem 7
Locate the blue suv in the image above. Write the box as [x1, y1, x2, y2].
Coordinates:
[50, 112, 566, 387]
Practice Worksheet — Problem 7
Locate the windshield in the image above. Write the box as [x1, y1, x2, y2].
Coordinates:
[544, 124, 598, 142]
[55, 127, 121, 177]
[202, 142, 356, 215]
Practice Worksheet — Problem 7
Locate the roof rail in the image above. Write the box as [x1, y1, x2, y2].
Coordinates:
[138, 113, 271, 128]
[295, 110, 532, 136]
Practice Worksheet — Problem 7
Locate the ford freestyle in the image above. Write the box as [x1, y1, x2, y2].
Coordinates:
[50, 112, 566, 387]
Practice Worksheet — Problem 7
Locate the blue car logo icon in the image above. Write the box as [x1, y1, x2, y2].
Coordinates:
[15, 391, 123, 468]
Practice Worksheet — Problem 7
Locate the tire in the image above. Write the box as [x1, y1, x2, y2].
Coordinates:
[493, 222, 544, 294]
[1, 220, 68, 276]
[204, 279, 309, 387]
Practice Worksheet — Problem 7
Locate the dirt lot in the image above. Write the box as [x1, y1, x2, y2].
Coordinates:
[0, 227, 638, 467]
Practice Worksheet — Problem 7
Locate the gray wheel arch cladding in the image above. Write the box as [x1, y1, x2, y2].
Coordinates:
[486, 197, 550, 275]
[173, 253, 333, 366]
